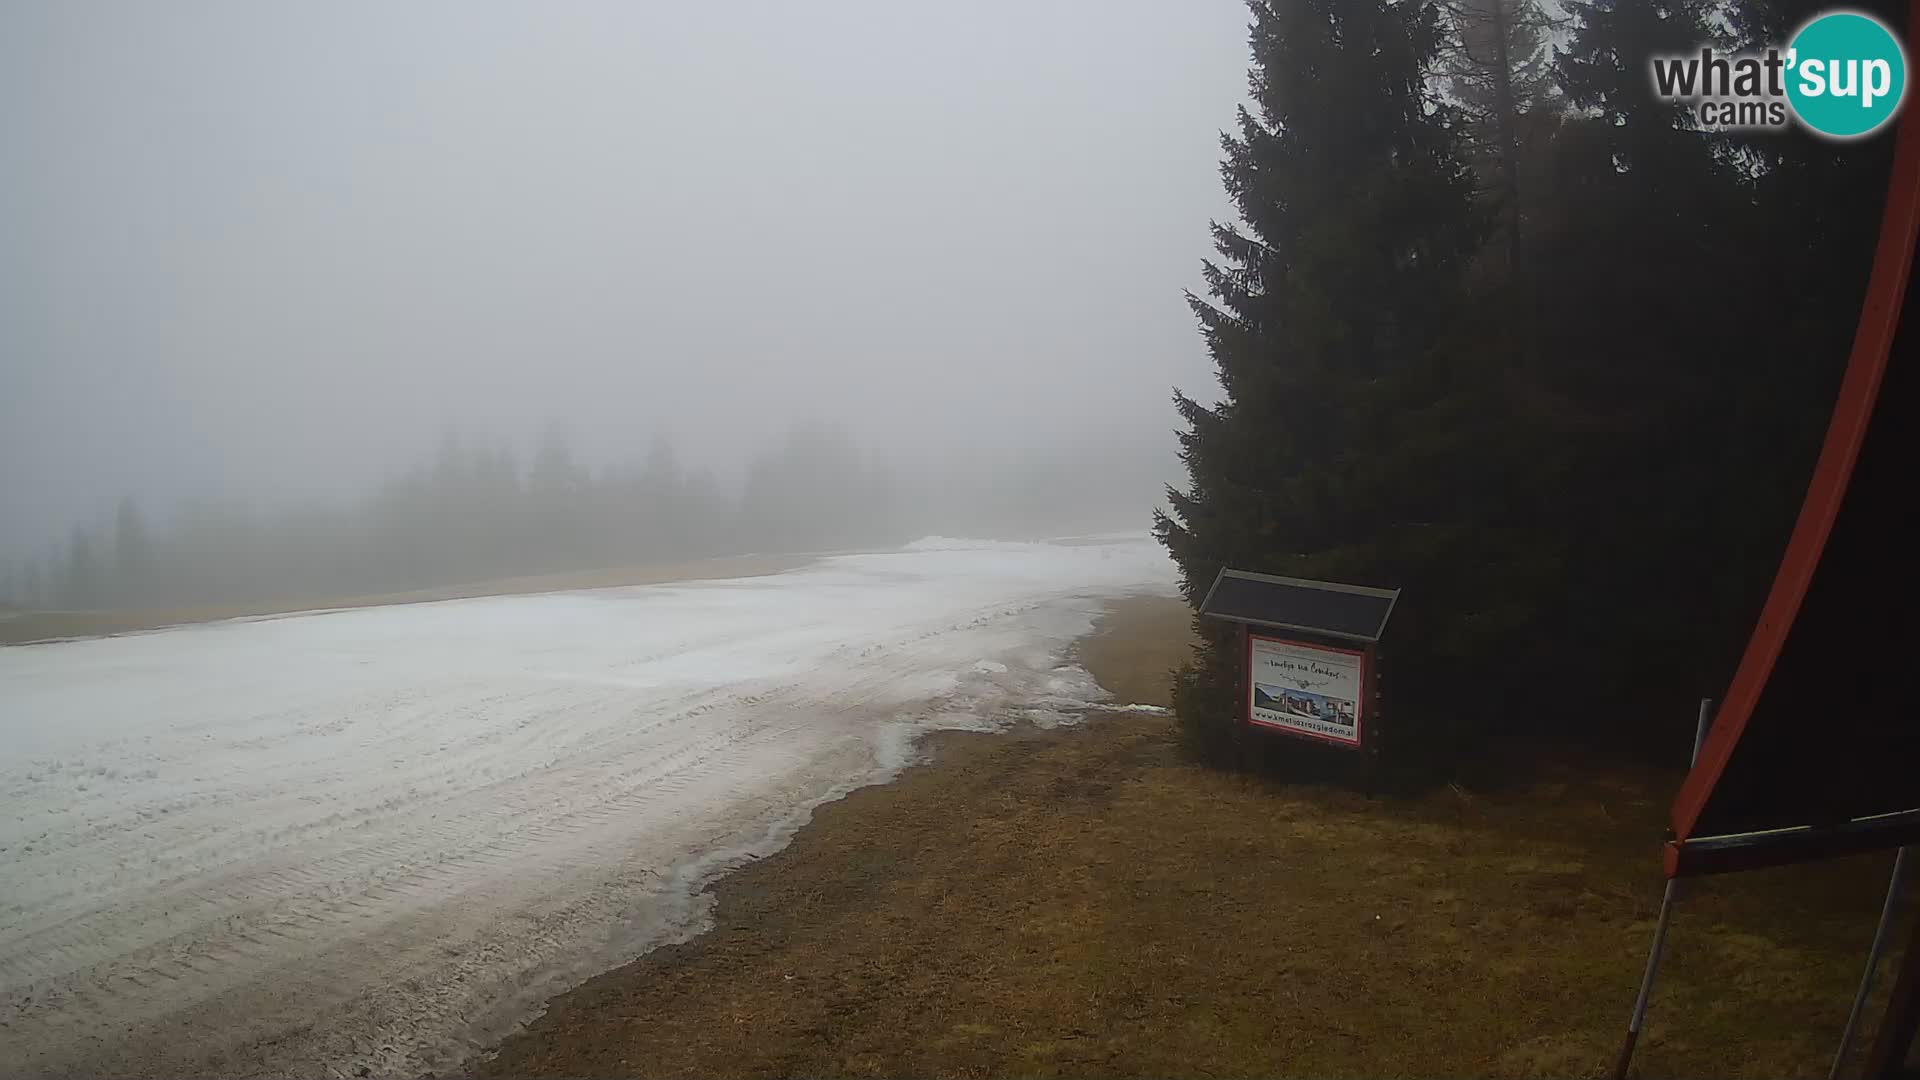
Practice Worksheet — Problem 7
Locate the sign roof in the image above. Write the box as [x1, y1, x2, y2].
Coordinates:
[1198, 569, 1398, 644]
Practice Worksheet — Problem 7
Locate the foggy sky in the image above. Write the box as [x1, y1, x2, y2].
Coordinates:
[1, 1, 1249, 561]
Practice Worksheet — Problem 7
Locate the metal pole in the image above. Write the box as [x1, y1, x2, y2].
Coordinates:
[1829, 845, 1913, 1080]
[1610, 698, 1713, 1080]
[1863, 906, 1920, 1080]
[1687, 698, 1712, 770]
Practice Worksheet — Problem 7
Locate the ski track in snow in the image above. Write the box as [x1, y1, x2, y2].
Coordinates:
[0, 536, 1176, 1079]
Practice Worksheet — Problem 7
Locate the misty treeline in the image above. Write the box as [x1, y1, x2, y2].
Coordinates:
[1158, 0, 1898, 770]
[5, 424, 1165, 611]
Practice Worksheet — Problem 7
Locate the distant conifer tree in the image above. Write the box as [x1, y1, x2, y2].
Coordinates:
[112, 495, 154, 607]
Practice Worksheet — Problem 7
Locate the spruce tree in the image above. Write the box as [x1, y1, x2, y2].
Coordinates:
[1502, 0, 1899, 742]
[1531, 0, 1792, 726]
[63, 526, 101, 610]
[1436, 0, 1554, 275]
[1155, 0, 1482, 769]
[112, 495, 153, 607]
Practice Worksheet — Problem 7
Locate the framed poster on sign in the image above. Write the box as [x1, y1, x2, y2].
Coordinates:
[1245, 631, 1366, 748]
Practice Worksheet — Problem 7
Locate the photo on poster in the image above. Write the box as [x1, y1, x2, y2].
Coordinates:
[1252, 682, 1355, 727]
[1247, 634, 1363, 746]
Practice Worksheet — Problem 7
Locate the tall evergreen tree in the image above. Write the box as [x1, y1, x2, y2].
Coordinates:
[1523, 0, 1783, 724]
[62, 525, 101, 610]
[112, 495, 154, 607]
[22, 560, 46, 609]
[1437, 0, 1554, 277]
[1155, 0, 1484, 767]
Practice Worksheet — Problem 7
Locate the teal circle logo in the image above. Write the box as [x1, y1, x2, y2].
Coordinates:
[1785, 11, 1908, 139]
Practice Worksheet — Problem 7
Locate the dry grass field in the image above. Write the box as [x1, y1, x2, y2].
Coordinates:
[459, 594, 1914, 1079]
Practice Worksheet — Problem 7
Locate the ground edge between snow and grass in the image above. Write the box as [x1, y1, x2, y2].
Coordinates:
[459, 593, 1915, 1080]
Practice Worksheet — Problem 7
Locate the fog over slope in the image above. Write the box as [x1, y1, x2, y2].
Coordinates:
[1, 1, 1250, 603]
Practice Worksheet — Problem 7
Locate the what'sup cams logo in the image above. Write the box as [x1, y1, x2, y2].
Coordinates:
[1651, 9, 1908, 139]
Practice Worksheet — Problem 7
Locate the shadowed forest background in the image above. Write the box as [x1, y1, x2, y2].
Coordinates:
[1153, 0, 1902, 766]
[1, 424, 1171, 611]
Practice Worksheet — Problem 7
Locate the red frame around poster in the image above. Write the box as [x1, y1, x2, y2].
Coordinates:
[1244, 630, 1368, 749]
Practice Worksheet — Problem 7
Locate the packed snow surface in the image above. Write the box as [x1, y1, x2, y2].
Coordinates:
[0, 536, 1175, 1079]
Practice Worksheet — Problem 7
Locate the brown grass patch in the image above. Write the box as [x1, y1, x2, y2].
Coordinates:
[459, 595, 1913, 1079]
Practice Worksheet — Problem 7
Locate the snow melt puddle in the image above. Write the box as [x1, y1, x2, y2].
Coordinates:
[0, 535, 1175, 1080]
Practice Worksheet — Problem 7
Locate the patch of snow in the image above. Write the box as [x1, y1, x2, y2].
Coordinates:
[0, 535, 1176, 1079]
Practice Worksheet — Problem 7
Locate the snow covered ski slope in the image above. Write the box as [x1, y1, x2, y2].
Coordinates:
[0, 535, 1174, 1079]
